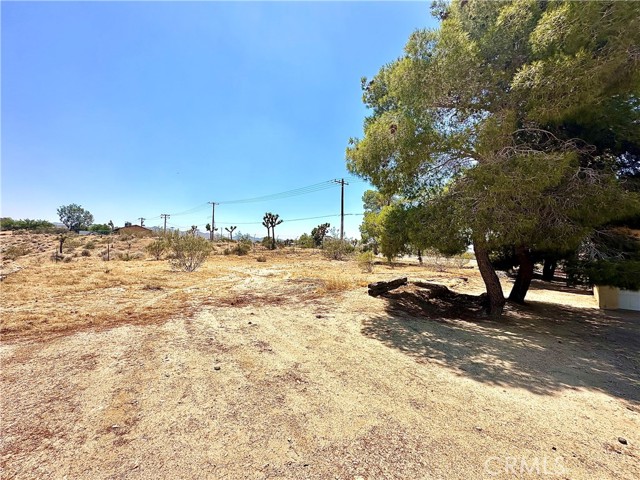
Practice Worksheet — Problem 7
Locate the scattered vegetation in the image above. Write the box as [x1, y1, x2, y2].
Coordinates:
[57, 204, 94, 233]
[146, 238, 167, 260]
[2, 245, 31, 260]
[322, 238, 354, 260]
[356, 250, 375, 273]
[0, 217, 54, 232]
[167, 232, 212, 272]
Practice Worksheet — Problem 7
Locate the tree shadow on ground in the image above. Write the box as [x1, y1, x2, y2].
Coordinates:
[361, 286, 640, 402]
[527, 277, 593, 296]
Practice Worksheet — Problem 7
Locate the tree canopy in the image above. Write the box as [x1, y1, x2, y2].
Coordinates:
[347, 0, 640, 315]
[57, 204, 94, 233]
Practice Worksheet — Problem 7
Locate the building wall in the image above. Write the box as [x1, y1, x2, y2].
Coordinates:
[594, 285, 619, 310]
[594, 285, 640, 311]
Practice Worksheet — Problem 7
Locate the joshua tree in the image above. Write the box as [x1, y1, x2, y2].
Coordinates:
[263, 213, 283, 250]
[311, 223, 330, 247]
[225, 226, 237, 241]
[262, 214, 271, 244]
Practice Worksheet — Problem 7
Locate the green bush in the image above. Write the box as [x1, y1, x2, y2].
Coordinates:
[168, 234, 212, 272]
[233, 241, 251, 256]
[322, 238, 355, 260]
[297, 233, 315, 249]
[584, 260, 640, 291]
[146, 239, 167, 260]
[356, 251, 375, 272]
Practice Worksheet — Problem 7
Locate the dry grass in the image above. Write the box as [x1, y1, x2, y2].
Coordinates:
[0, 234, 473, 341]
[3, 233, 637, 479]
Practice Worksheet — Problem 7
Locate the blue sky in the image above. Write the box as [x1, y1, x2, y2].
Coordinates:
[1, 1, 436, 239]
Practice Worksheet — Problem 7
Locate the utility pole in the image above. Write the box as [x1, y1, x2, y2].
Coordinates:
[208, 202, 218, 241]
[138, 217, 145, 227]
[334, 178, 349, 240]
[160, 214, 170, 234]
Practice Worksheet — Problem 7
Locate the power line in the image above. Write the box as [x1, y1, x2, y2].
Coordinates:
[218, 180, 338, 205]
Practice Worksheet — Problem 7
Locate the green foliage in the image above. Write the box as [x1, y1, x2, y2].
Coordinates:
[0, 217, 54, 232]
[146, 238, 167, 260]
[166, 232, 212, 272]
[322, 238, 354, 260]
[311, 223, 330, 247]
[578, 260, 640, 291]
[356, 250, 375, 273]
[233, 235, 253, 255]
[57, 204, 94, 233]
[346, 0, 640, 312]
[88, 224, 110, 233]
[297, 233, 315, 249]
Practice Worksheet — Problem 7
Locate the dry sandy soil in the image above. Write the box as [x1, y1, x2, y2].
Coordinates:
[1, 232, 639, 479]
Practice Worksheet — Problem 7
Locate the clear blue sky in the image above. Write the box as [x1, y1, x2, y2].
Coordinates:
[1, 1, 436, 239]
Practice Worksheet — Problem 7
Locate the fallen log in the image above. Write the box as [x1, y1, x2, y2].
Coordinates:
[368, 277, 407, 297]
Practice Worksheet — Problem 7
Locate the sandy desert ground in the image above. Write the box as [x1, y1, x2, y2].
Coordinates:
[0, 232, 638, 479]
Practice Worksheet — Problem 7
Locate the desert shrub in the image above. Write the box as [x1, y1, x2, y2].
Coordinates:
[322, 238, 355, 260]
[356, 251, 375, 273]
[223, 247, 231, 255]
[168, 234, 212, 272]
[146, 238, 167, 260]
[423, 249, 470, 271]
[116, 251, 144, 261]
[297, 233, 315, 249]
[233, 238, 252, 256]
[81, 249, 91, 257]
[62, 255, 73, 263]
[84, 241, 97, 250]
[256, 255, 267, 262]
[65, 237, 82, 248]
[2, 245, 31, 260]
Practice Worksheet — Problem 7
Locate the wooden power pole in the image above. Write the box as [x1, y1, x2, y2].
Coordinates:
[160, 214, 170, 234]
[208, 202, 218, 241]
[334, 178, 349, 240]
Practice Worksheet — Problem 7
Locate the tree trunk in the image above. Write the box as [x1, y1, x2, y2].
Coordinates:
[473, 241, 505, 316]
[542, 258, 557, 282]
[271, 227, 276, 250]
[508, 246, 534, 304]
[417, 249, 423, 265]
[367, 277, 408, 297]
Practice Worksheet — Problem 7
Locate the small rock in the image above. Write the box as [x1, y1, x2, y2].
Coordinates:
[164, 373, 169, 377]
[214, 366, 221, 371]
[618, 437, 628, 445]
[316, 314, 324, 319]
[248, 321, 252, 324]
[551, 446, 557, 451]
[474, 426, 483, 432]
